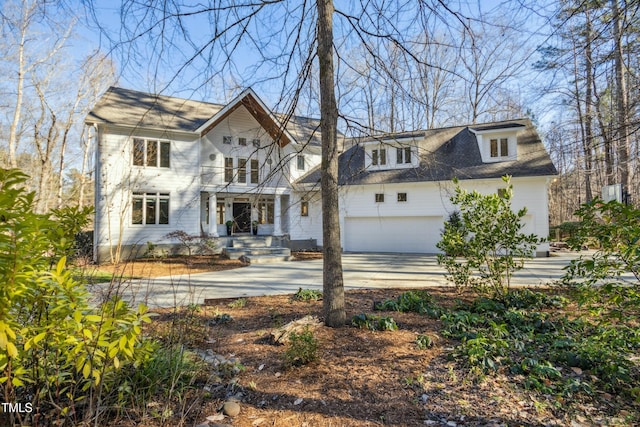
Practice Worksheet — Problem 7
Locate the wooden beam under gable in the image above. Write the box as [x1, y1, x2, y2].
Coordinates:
[199, 92, 291, 147]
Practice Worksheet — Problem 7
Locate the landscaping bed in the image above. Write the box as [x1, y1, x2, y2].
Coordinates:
[137, 286, 639, 427]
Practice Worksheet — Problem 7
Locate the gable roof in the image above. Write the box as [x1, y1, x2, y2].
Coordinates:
[298, 119, 557, 186]
[86, 86, 323, 146]
[86, 87, 224, 132]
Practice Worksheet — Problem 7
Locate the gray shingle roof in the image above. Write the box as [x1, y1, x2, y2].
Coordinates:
[86, 87, 323, 146]
[86, 87, 224, 132]
[298, 119, 557, 185]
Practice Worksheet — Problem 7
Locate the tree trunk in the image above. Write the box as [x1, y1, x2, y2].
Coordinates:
[583, 10, 594, 202]
[316, 0, 345, 328]
[611, 0, 630, 202]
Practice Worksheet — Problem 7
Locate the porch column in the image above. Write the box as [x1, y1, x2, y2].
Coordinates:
[208, 192, 218, 237]
[273, 194, 282, 236]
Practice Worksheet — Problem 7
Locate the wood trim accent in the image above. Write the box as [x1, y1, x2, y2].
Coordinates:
[200, 93, 291, 147]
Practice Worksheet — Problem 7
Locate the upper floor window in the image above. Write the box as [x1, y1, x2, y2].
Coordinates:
[133, 139, 170, 168]
[396, 147, 411, 164]
[252, 139, 261, 148]
[224, 157, 234, 182]
[372, 148, 387, 166]
[397, 192, 407, 202]
[223, 135, 232, 145]
[490, 138, 509, 158]
[300, 200, 309, 216]
[297, 155, 306, 170]
[238, 158, 247, 183]
[250, 159, 259, 184]
[375, 193, 385, 203]
[132, 192, 169, 225]
[238, 137, 247, 146]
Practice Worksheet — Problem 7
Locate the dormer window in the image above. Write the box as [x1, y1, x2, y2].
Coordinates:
[396, 147, 411, 164]
[490, 138, 509, 158]
[372, 148, 387, 166]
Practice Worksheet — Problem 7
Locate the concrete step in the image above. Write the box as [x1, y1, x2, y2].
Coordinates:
[239, 254, 294, 264]
[230, 235, 273, 248]
[223, 246, 291, 259]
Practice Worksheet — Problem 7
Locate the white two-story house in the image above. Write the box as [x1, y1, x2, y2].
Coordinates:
[87, 87, 557, 263]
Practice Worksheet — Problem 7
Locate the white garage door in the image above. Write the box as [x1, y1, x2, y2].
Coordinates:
[344, 216, 444, 253]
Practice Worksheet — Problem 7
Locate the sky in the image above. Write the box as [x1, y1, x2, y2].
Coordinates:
[71, 0, 561, 129]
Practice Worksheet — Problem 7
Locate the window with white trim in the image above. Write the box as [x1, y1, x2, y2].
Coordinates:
[250, 159, 259, 184]
[238, 158, 247, 183]
[223, 135, 232, 145]
[133, 139, 170, 168]
[132, 192, 169, 225]
[301, 200, 309, 216]
[490, 138, 509, 158]
[238, 137, 247, 146]
[397, 192, 407, 202]
[252, 138, 261, 148]
[372, 148, 387, 166]
[297, 155, 306, 170]
[224, 157, 234, 182]
[396, 147, 411, 164]
[375, 193, 385, 203]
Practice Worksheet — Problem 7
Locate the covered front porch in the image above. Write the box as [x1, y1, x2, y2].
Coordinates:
[200, 188, 290, 238]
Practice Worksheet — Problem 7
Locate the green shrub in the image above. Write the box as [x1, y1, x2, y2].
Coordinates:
[228, 298, 247, 308]
[415, 334, 434, 350]
[351, 313, 398, 331]
[0, 169, 154, 425]
[285, 327, 319, 367]
[565, 199, 640, 284]
[437, 176, 544, 299]
[293, 288, 323, 302]
[374, 290, 441, 317]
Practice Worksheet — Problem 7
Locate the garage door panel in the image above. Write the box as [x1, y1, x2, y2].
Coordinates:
[344, 216, 443, 253]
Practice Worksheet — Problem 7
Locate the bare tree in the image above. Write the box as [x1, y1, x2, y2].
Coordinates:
[2, 0, 72, 168]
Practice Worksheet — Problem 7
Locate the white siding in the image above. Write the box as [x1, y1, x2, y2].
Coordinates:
[200, 106, 320, 188]
[289, 190, 323, 243]
[95, 126, 202, 260]
[337, 177, 550, 254]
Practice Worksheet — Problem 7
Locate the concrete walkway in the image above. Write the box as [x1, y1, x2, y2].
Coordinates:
[90, 252, 591, 308]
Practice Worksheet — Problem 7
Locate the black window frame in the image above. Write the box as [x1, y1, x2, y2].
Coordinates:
[132, 192, 170, 225]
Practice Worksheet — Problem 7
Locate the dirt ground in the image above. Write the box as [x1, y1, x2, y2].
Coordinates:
[89, 252, 322, 279]
[143, 287, 635, 427]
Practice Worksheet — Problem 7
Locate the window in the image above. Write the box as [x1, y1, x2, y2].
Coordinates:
[224, 157, 234, 182]
[238, 158, 247, 183]
[238, 137, 247, 146]
[301, 200, 309, 216]
[217, 201, 225, 224]
[252, 139, 261, 148]
[133, 139, 145, 166]
[297, 155, 305, 170]
[160, 142, 170, 167]
[250, 159, 259, 184]
[490, 138, 509, 158]
[375, 193, 385, 203]
[147, 141, 158, 167]
[258, 199, 274, 224]
[132, 192, 169, 225]
[396, 147, 411, 164]
[223, 135, 232, 144]
[500, 138, 509, 157]
[397, 192, 407, 202]
[133, 139, 170, 167]
[372, 148, 387, 166]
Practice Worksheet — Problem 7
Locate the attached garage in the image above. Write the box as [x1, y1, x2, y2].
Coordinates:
[343, 216, 444, 253]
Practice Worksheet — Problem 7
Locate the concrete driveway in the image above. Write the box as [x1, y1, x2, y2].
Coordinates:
[92, 252, 585, 308]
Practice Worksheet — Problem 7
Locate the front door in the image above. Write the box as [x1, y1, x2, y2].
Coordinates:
[233, 202, 251, 233]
